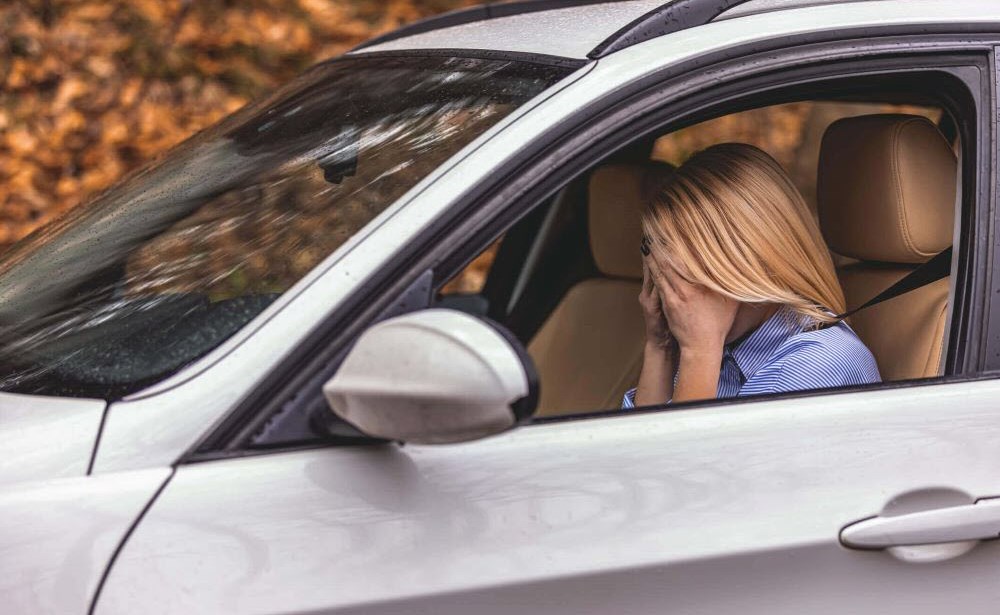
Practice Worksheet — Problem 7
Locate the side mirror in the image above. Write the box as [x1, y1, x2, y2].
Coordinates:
[323, 309, 538, 444]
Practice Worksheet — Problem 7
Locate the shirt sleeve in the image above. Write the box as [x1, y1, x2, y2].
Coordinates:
[750, 339, 881, 395]
[622, 388, 637, 409]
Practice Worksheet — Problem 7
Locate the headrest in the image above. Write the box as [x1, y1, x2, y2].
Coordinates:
[818, 114, 957, 264]
[588, 162, 673, 279]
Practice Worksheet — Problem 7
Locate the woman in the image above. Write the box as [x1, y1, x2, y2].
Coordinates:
[624, 143, 880, 408]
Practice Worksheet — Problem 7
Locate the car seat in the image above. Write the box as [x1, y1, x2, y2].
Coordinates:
[528, 163, 669, 416]
[818, 114, 956, 380]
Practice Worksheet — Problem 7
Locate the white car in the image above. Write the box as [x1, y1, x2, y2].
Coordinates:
[3, 0, 1000, 613]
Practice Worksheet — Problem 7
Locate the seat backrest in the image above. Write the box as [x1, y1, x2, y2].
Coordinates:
[529, 163, 665, 416]
[818, 114, 957, 380]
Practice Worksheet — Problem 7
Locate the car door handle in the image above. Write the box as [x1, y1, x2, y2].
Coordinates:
[841, 497, 1000, 550]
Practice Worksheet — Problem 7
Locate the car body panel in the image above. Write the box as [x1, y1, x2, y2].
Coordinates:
[96, 381, 1000, 614]
[355, 0, 1000, 60]
[0, 392, 104, 484]
[1, 468, 170, 615]
[89, 0, 1000, 477]
[716, 0, 877, 21]
[354, 0, 665, 60]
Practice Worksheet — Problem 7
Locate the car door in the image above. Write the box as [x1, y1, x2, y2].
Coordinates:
[93, 384, 1000, 614]
[93, 16, 1000, 615]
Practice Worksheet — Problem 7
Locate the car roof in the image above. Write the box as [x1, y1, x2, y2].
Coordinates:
[350, 0, 889, 61]
[352, 0, 667, 60]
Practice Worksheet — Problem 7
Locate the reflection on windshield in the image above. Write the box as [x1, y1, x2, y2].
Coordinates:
[0, 55, 573, 398]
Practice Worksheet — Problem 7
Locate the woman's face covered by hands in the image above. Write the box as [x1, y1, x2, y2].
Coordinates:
[645, 249, 738, 353]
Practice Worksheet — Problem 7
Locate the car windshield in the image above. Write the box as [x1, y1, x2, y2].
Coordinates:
[0, 54, 574, 398]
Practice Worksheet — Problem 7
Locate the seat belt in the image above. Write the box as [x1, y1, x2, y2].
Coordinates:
[832, 247, 952, 322]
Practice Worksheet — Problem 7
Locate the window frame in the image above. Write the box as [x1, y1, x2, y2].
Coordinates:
[465, 56, 990, 424]
[188, 35, 996, 462]
[981, 45, 1000, 373]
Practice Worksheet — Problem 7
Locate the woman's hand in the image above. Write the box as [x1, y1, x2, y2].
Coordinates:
[647, 255, 738, 403]
[649, 257, 738, 354]
[633, 260, 678, 407]
[639, 260, 672, 350]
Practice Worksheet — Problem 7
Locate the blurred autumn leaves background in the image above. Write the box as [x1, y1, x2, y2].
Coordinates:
[0, 0, 473, 254]
[0, 0, 942, 265]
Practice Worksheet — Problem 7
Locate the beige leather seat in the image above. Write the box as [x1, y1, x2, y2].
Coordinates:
[818, 114, 956, 380]
[529, 163, 666, 416]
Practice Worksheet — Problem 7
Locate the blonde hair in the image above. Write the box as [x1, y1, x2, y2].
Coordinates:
[643, 142, 845, 324]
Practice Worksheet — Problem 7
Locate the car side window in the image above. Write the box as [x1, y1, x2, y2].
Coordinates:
[441, 238, 504, 296]
[452, 92, 966, 418]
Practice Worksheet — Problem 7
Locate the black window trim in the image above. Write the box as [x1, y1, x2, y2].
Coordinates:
[982, 45, 1000, 373]
[185, 32, 996, 463]
[345, 48, 588, 71]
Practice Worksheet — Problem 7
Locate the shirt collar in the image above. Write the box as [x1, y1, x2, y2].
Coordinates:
[725, 307, 805, 381]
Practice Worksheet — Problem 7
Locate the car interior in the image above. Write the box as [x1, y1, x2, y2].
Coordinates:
[437, 94, 962, 418]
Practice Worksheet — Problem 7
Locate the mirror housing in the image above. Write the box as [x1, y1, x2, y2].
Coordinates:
[323, 309, 538, 444]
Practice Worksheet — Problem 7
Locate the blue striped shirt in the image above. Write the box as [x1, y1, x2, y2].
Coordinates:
[622, 307, 881, 408]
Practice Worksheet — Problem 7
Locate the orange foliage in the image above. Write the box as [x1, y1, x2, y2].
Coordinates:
[0, 0, 473, 252]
